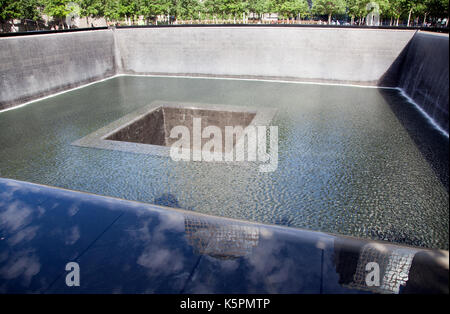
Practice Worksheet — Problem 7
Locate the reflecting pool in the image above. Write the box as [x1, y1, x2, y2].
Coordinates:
[0, 76, 447, 249]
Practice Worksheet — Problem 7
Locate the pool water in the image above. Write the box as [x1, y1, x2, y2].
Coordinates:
[0, 76, 448, 249]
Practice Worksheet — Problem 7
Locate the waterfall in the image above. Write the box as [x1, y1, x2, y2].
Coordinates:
[398, 31, 449, 135]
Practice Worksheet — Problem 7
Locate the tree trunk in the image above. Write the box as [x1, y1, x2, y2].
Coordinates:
[423, 13, 427, 25]
[351, 15, 354, 25]
[390, 17, 393, 26]
[396, 17, 399, 26]
[328, 13, 332, 24]
[407, 8, 412, 27]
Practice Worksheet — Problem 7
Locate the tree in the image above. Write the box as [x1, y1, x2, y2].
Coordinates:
[0, 0, 22, 31]
[218, 0, 243, 21]
[203, 0, 218, 20]
[412, 0, 430, 25]
[385, 0, 405, 25]
[1, 0, 44, 31]
[103, 0, 141, 25]
[247, 0, 276, 22]
[277, 0, 310, 20]
[374, 0, 391, 24]
[77, 0, 105, 26]
[104, 0, 119, 22]
[21, 0, 44, 29]
[136, 0, 162, 24]
[2, 0, 450, 29]
[402, 0, 419, 26]
[312, 0, 347, 24]
[118, 0, 138, 24]
[346, 0, 372, 24]
[160, 0, 177, 23]
[426, 0, 449, 25]
[175, 0, 202, 21]
[43, 0, 74, 28]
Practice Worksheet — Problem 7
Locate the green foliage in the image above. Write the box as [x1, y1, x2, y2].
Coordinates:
[203, 0, 222, 17]
[247, 0, 276, 16]
[118, 0, 138, 18]
[387, 0, 410, 19]
[43, 0, 73, 19]
[0, 0, 22, 22]
[103, 0, 120, 21]
[425, 0, 449, 18]
[77, 0, 105, 18]
[346, 0, 369, 18]
[136, 0, 162, 21]
[1, 0, 43, 22]
[375, 0, 391, 17]
[175, 0, 202, 19]
[218, 0, 243, 16]
[103, 0, 139, 21]
[312, 0, 347, 17]
[1, 0, 449, 26]
[277, 0, 309, 18]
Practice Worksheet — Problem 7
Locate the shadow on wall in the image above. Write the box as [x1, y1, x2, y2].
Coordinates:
[398, 32, 449, 134]
[379, 89, 449, 191]
[378, 33, 415, 88]
[377, 31, 449, 191]
[379, 31, 449, 134]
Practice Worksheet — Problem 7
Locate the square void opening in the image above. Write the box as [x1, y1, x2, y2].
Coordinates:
[106, 106, 256, 151]
[71, 101, 276, 158]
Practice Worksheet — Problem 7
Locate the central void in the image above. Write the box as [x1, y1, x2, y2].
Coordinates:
[0, 76, 448, 250]
[106, 105, 256, 149]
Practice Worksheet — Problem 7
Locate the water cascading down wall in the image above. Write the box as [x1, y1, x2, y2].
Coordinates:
[0, 27, 448, 134]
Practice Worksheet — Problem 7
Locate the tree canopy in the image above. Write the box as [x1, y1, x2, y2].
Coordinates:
[1, 0, 449, 30]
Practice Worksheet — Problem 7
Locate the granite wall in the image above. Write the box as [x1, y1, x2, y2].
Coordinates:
[0, 30, 115, 109]
[397, 31, 449, 133]
[113, 27, 416, 85]
[1, 27, 448, 135]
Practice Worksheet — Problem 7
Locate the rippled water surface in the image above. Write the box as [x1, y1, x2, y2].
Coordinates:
[0, 76, 448, 249]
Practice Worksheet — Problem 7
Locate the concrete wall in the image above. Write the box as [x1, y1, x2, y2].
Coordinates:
[397, 31, 449, 133]
[1, 27, 448, 134]
[0, 30, 115, 109]
[0, 27, 417, 110]
[114, 27, 416, 85]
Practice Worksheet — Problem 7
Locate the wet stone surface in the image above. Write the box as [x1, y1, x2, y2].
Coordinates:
[0, 76, 448, 250]
[0, 179, 447, 293]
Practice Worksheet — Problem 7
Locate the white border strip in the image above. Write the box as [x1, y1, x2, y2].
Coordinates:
[1, 73, 445, 141]
[0, 73, 396, 114]
[397, 87, 449, 138]
[0, 75, 119, 114]
[115, 73, 399, 89]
